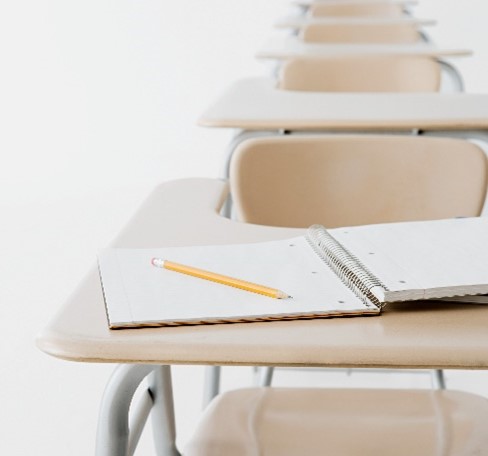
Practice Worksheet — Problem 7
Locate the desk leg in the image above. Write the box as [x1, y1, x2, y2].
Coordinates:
[202, 366, 221, 408]
[95, 364, 181, 456]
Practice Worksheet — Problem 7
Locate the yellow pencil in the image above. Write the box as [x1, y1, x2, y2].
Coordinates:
[151, 258, 291, 299]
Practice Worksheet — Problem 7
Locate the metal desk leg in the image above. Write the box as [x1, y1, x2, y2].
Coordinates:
[95, 364, 181, 456]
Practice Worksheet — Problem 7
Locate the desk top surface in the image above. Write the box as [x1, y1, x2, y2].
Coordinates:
[198, 78, 488, 131]
[275, 16, 435, 28]
[256, 36, 471, 60]
[37, 178, 488, 369]
[294, 0, 417, 6]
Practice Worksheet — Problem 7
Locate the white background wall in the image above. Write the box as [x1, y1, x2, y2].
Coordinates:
[1, 1, 488, 454]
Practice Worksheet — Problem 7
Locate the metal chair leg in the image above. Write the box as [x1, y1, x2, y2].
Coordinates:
[96, 364, 156, 456]
[128, 387, 153, 455]
[438, 60, 465, 92]
[149, 366, 180, 456]
[431, 369, 446, 390]
[95, 364, 181, 456]
[258, 366, 274, 387]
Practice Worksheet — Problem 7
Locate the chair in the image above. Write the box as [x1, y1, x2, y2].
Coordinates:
[278, 56, 441, 92]
[190, 135, 488, 454]
[228, 132, 487, 370]
[229, 135, 487, 228]
[300, 22, 421, 43]
[309, 2, 407, 18]
[186, 388, 488, 455]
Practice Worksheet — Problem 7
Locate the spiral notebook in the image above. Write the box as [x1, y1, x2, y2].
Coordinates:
[98, 217, 488, 329]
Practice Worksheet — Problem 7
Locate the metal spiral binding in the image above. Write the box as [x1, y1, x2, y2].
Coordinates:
[306, 224, 388, 309]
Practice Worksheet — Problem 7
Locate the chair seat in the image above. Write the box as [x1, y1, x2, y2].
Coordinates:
[185, 387, 488, 455]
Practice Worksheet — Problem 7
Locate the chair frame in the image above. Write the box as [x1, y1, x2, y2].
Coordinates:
[96, 364, 180, 456]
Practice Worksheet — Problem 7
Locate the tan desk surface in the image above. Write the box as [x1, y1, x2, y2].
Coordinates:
[294, 0, 417, 6]
[275, 16, 436, 28]
[198, 78, 488, 131]
[256, 36, 471, 60]
[37, 178, 488, 369]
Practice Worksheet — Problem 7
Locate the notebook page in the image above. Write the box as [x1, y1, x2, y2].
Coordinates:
[98, 236, 377, 328]
[331, 218, 488, 302]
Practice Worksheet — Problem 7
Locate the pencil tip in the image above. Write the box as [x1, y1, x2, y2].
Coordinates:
[277, 291, 292, 299]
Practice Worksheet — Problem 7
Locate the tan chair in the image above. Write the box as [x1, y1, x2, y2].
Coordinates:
[186, 388, 488, 455]
[278, 56, 441, 92]
[301, 22, 420, 43]
[229, 135, 487, 228]
[190, 136, 488, 454]
[309, 2, 406, 18]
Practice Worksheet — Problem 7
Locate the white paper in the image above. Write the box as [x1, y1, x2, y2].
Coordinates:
[331, 217, 488, 302]
[98, 236, 376, 328]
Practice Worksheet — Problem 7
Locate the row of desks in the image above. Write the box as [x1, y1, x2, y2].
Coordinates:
[40, 0, 488, 380]
[41, 66, 488, 369]
[38, 4, 488, 456]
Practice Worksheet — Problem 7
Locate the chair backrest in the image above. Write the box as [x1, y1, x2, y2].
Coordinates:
[229, 135, 488, 228]
[278, 56, 441, 92]
[309, 2, 405, 17]
[301, 23, 420, 43]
